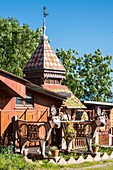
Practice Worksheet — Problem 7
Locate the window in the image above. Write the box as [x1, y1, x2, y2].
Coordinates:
[16, 97, 23, 105]
[16, 93, 33, 107]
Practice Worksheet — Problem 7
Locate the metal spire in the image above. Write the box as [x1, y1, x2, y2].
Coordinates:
[43, 6, 49, 36]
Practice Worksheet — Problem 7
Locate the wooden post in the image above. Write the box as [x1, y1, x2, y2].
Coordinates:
[12, 115, 18, 153]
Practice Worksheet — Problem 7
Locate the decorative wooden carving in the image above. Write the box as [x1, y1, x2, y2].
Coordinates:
[61, 112, 106, 152]
[12, 116, 58, 158]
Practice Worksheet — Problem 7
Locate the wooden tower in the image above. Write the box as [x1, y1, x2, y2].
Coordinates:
[23, 7, 65, 86]
[23, 7, 86, 110]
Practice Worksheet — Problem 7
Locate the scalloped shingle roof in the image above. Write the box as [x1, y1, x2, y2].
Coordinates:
[23, 36, 65, 72]
[42, 84, 86, 109]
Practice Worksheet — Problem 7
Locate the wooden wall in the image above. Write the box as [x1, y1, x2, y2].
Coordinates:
[0, 88, 63, 142]
[110, 109, 113, 127]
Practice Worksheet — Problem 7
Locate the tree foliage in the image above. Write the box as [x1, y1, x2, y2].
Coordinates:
[0, 17, 113, 102]
[80, 49, 113, 101]
[0, 17, 42, 76]
[56, 48, 85, 98]
[56, 48, 113, 102]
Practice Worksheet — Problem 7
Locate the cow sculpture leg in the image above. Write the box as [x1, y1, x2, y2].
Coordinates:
[41, 128, 53, 157]
[86, 138, 92, 152]
[86, 126, 98, 152]
[66, 139, 73, 152]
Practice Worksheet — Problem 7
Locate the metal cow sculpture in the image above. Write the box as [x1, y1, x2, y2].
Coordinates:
[12, 113, 61, 158]
[11, 106, 106, 157]
[84, 112, 106, 152]
[61, 107, 106, 152]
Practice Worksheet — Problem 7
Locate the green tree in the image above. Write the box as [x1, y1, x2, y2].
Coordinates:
[0, 17, 42, 77]
[56, 48, 85, 99]
[79, 49, 113, 101]
[56, 48, 113, 102]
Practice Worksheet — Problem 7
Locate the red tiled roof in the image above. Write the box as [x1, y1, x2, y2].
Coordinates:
[42, 84, 86, 109]
[23, 36, 65, 72]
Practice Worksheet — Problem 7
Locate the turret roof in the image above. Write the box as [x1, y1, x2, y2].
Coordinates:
[23, 36, 65, 73]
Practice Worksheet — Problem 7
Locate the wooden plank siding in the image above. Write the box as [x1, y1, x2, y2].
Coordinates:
[110, 109, 113, 127]
[0, 86, 64, 146]
[0, 70, 65, 147]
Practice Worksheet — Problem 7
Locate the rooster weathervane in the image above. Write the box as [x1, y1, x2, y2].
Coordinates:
[43, 6, 49, 35]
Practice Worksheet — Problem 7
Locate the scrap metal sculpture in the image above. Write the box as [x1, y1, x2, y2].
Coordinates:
[61, 107, 106, 152]
[12, 108, 61, 158]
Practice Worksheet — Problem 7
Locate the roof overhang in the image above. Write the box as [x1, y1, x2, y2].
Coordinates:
[0, 69, 66, 101]
[26, 82, 66, 101]
[0, 80, 21, 97]
[0, 69, 27, 98]
[42, 84, 86, 109]
[83, 100, 113, 107]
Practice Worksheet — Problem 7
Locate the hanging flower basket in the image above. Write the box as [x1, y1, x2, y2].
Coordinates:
[64, 122, 76, 141]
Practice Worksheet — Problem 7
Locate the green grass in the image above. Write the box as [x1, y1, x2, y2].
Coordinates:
[81, 161, 113, 170]
[1, 153, 113, 170]
[37, 160, 113, 170]
[0, 146, 113, 169]
[0, 154, 38, 170]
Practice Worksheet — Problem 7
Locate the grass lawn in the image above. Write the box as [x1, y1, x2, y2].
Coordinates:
[33, 160, 113, 169]
[1, 146, 113, 169]
[1, 153, 113, 170]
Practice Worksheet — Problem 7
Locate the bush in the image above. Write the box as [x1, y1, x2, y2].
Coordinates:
[0, 145, 13, 156]
[0, 153, 38, 170]
[59, 152, 79, 161]
[99, 146, 113, 155]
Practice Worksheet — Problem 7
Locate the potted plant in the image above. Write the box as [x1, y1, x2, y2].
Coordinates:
[91, 143, 99, 153]
[50, 146, 59, 157]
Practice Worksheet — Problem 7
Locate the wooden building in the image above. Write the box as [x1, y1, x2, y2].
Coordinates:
[0, 7, 86, 152]
[21, 7, 113, 148]
[0, 69, 67, 146]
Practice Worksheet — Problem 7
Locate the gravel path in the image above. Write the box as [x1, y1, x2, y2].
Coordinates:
[61, 162, 113, 170]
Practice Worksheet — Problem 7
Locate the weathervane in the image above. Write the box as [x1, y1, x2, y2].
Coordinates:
[43, 6, 49, 36]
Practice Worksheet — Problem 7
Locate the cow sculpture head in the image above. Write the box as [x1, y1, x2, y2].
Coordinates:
[52, 116, 61, 128]
[95, 107, 106, 127]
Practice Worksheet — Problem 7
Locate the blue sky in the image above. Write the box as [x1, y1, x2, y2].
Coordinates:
[0, 0, 113, 61]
